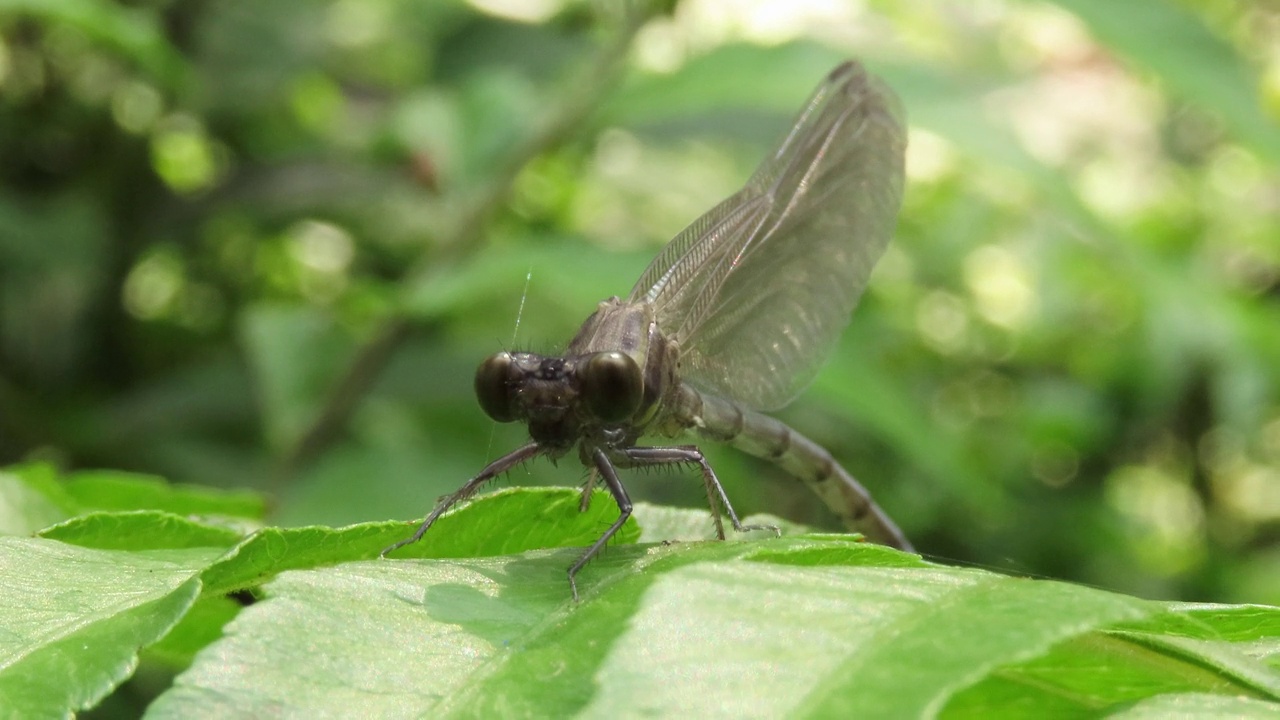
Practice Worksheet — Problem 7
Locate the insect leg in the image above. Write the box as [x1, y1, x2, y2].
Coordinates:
[621, 445, 781, 540]
[567, 447, 634, 601]
[578, 466, 600, 513]
[381, 442, 541, 556]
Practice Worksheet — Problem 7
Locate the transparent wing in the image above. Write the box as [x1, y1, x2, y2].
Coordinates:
[627, 61, 906, 411]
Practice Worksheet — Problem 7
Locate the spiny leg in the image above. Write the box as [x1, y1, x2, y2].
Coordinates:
[622, 445, 780, 539]
[578, 466, 600, 513]
[567, 448, 634, 602]
[381, 442, 541, 556]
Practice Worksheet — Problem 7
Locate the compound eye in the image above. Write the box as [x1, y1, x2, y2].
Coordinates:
[475, 353, 517, 423]
[579, 351, 643, 424]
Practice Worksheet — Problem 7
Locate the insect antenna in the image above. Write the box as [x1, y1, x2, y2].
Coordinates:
[510, 266, 534, 346]
[483, 266, 535, 462]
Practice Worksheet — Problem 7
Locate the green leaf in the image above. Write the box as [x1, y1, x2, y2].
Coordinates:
[0, 538, 218, 717]
[39, 510, 247, 551]
[0, 463, 75, 536]
[146, 536, 1280, 717]
[201, 487, 640, 595]
[0, 464, 267, 546]
[1108, 604, 1280, 699]
[1108, 692, 1280, 719]
[915, 601, 1280, 716]
[6, 487, 1279, 716]
[143, 596, 244, 669]
[381, 487, 642, 559]
[631, 501, 808, 542]
[63, 470, 267, 519]
[585, 559, 1148, 718]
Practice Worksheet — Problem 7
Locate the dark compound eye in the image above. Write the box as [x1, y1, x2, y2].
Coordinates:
[579, 351, 643, 423]
[474, 352, 517, 423]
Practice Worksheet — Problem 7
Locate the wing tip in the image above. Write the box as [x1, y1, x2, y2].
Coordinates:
[826, 59, 905, 125]
[827, 59, 866, 84]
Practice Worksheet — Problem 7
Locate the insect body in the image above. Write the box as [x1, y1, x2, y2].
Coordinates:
[384, 60, 912, 599]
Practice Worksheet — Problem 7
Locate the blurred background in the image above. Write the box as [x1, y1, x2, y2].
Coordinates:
[1, 0, 1277, 606]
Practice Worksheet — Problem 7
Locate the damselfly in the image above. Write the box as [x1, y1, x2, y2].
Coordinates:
[385, 60, 911, 599]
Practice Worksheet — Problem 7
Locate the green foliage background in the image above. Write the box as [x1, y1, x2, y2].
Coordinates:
[1, 0, 1278, 675]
